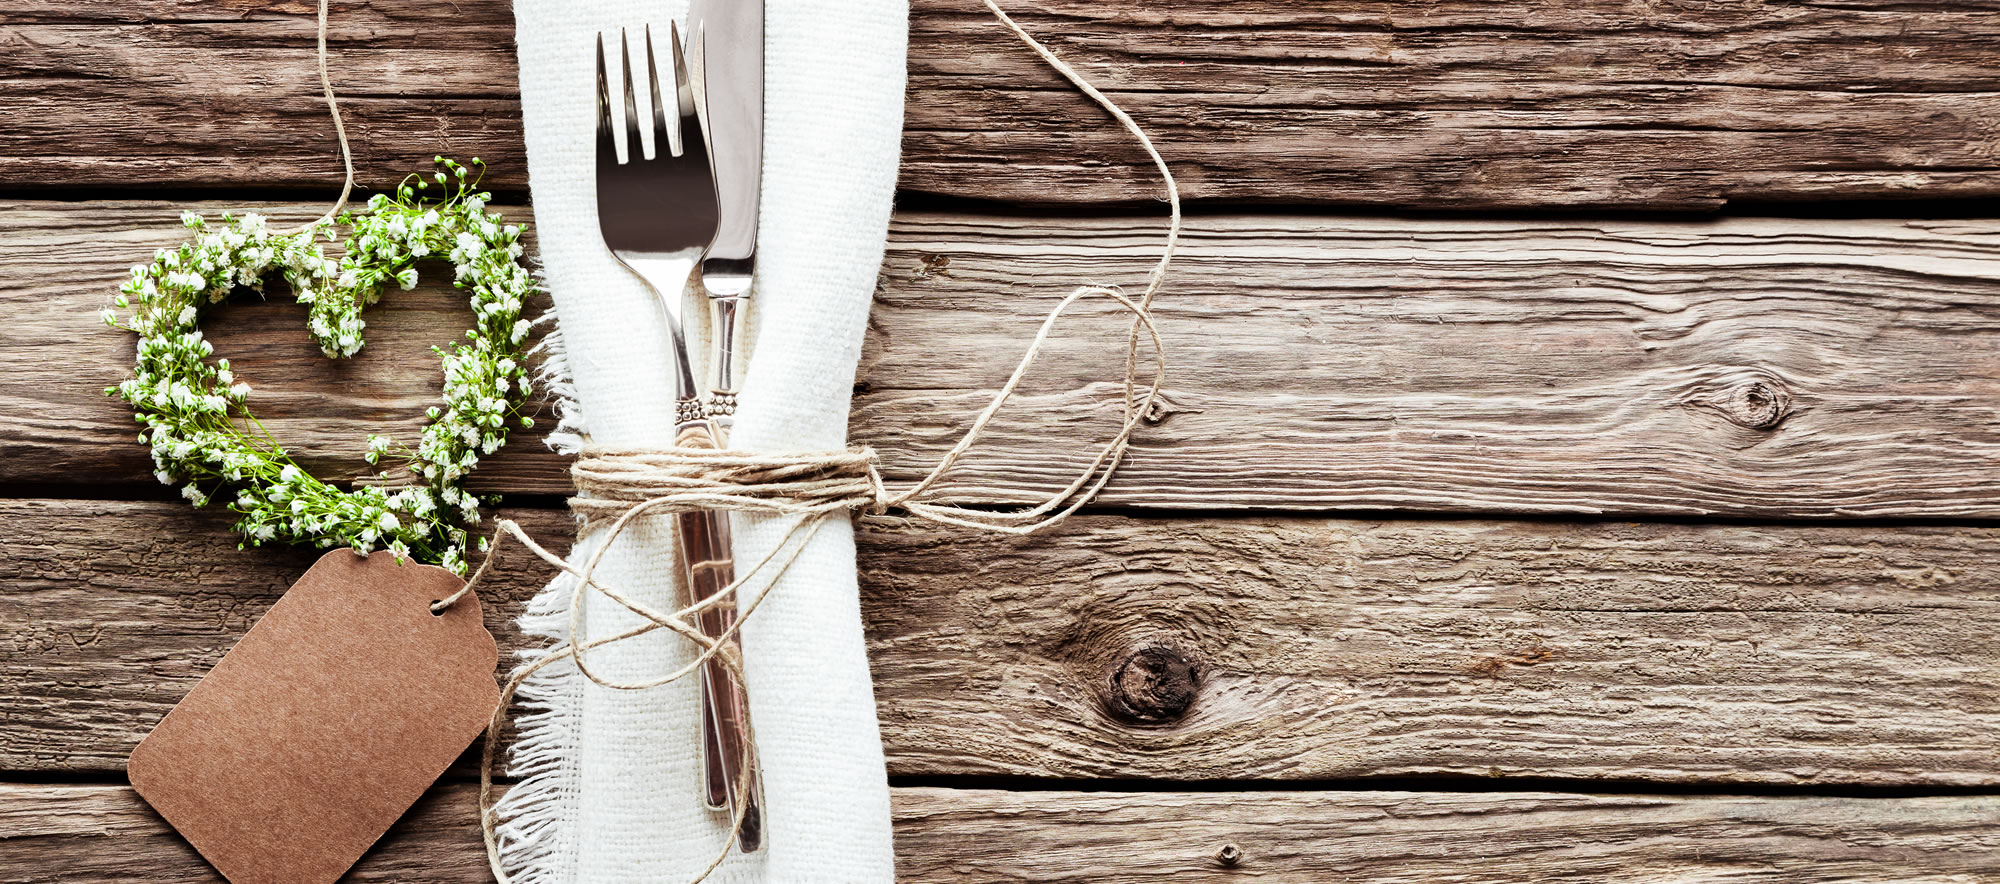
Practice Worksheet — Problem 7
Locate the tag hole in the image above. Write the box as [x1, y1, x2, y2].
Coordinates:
[429, 601, 447, 616]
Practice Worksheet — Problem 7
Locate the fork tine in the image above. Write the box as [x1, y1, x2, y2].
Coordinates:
[646, 25, 681, 160]
[669, 21, 703, 154]
[619, 28, 645, 161]
[595, 33, 615, 152]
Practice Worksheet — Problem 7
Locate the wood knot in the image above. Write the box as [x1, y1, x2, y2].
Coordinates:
[1141, 389, 1198, 425]
[913, 252, 951, 280]
[1726, 378, 1793, 430]
[1214, 842, 1243, 867]
[1679, 370, 1794, 431]
[1106, 644, 1200, 724]
[1469, 639, 1558, 679]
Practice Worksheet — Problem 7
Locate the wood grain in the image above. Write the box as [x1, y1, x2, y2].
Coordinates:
[864, 513, 2000, 785]
[0, 783, 493, 883]
[864, 212, 2000, 517]
[10, 499, 2000, 787]
[905, 0, 2000, 208]
[6, 1, 2000, 207]
[4, 783, 1997, 883]
[11, 200, 2000, 518]
[891, 788, 2000, 883]
[0, 500, 557, 774]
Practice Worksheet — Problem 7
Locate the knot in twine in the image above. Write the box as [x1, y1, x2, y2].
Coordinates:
[567, 447, 882, 522]
[452, 2, 1182, 882]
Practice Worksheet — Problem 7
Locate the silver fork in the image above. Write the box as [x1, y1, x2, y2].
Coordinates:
[595, 24, 764, 853]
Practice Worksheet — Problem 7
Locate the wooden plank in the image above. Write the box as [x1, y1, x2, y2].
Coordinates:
[867, 514, 2000, 785]
[0, 500, 556, 773]
[6, 1, 2000, 207]
[0, 3, 521, 198]
[904, 0, 2000, 209]
[891, 788, 2000, 883]
[10, 499, 2000, 786]
[865, 212, 2000, 517]
[0, 783, 492, 883]
[5, 783, 1997, 882]
[10, 200, 2000, 518]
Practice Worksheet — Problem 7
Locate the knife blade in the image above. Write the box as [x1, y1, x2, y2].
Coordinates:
[690, 0, 762, 426]
[690, 0, 762, 282]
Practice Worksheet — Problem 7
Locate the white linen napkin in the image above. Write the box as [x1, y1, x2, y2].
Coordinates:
[498, 2, 906, 881]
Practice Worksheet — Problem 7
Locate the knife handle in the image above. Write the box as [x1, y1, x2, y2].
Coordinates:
[704, 293, 747, 435]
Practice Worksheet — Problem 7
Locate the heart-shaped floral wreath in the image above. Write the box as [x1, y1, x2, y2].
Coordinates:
[104, 159, 535, 574]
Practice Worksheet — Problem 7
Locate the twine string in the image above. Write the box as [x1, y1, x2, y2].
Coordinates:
[877, 0, 1183, 537]
[297, 0, 356, 236]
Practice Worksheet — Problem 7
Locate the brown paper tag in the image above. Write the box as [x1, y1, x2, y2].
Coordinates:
[128, 549, 501, 884]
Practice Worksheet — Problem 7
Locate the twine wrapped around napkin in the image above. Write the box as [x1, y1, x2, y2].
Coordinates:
[487, 1, 1180, 882]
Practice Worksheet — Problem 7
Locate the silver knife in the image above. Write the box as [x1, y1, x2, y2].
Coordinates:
[690, 0, 762, 428]
[685, 0, 765, 854]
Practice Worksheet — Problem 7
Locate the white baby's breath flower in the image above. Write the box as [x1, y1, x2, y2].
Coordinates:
[106, 158, 530, 576]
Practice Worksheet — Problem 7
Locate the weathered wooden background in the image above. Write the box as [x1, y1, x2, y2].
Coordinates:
[5, 0, 2000, 880]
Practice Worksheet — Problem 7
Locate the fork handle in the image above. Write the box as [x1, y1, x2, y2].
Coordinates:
[672, 419, 764, 852]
